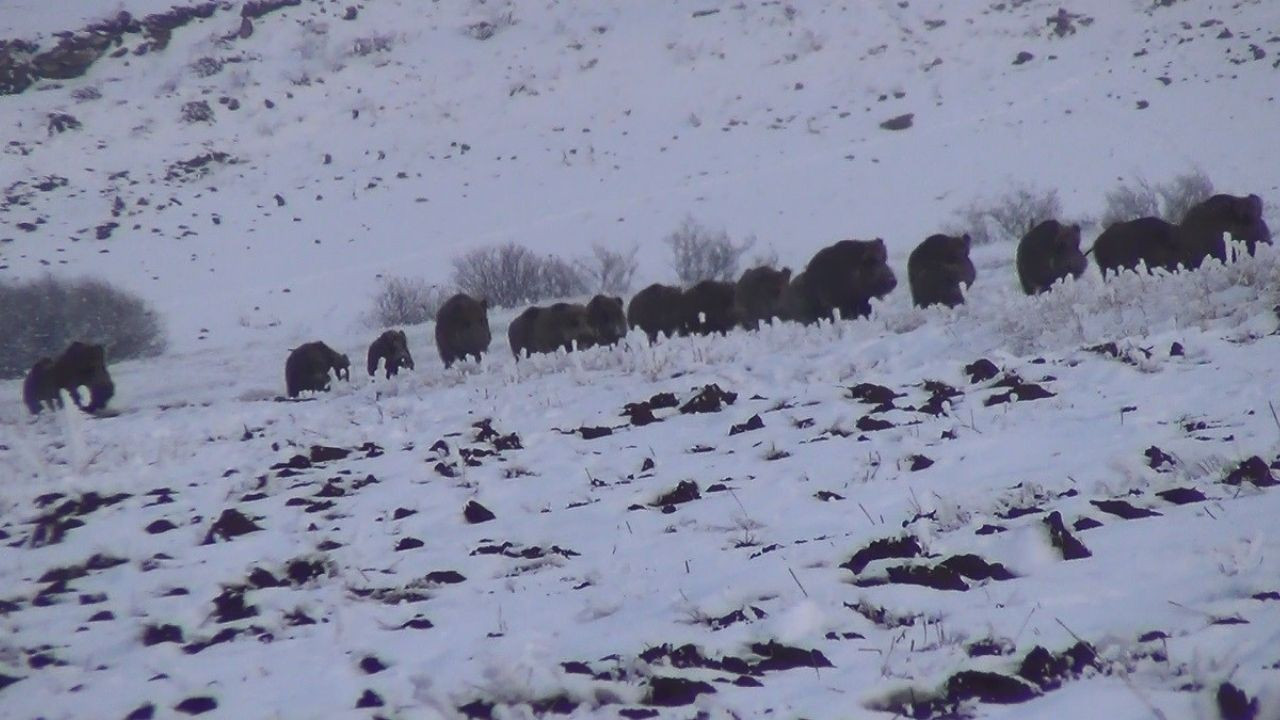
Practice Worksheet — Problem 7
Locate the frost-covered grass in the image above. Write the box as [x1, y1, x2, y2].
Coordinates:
[3, 248, 1280, 718]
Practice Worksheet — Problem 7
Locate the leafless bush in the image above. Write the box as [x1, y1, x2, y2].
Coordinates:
[71, 86, 102, 102]
[451, 242, 588, 308]
[666, 216, 755, 283]
[351, 33, 395, 56]
[576, 243, 639, 295]
[1098, 170, 1214, 228]
[464, 11, 515, 40]
[953, 186, 1062, 245]
[0, 275, 166, 379]
[189, 56, 223, 78]
[181, 100, 214, 123]
[366, 276, 452, 328]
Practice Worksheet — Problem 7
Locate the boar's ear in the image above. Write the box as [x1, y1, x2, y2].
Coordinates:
[780, 267, 792, 282]
[480, 298, 489, 310]
[960, 233, 972, 250]
[1246, 194, 1263, 218]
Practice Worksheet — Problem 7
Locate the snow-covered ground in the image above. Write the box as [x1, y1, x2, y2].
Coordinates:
[3, 1, 1280, 718]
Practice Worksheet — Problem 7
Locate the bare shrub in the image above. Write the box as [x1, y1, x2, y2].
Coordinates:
[189, 56, 223, 78]
[451, 242, 588, 308]
[71, 86, 102, 102]
[366, 276, 451, 328]
[464, 11, 515, 40]
[351, 33, 395, 56]
[666, 216, 755, 283]
[1156, 170, 1214, 222]
[538, 254, 589, 300]
[180, 100, 214, 123]
[576, 243, 639, 295]
[0, 275, 166, 379]
[1099, 170, 1214, 227]
[953, 186, 1062, 245]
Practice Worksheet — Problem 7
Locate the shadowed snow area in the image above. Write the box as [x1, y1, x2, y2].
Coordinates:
[2, 1, 1280, 719]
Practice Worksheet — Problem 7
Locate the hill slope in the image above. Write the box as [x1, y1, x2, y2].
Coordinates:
[3, 1, 1280, 719]
[1, 0, 1277, 349]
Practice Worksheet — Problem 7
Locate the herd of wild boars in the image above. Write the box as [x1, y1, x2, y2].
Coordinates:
[17, 192, 1273, 410]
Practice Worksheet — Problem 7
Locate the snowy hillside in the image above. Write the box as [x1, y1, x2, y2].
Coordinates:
[3, 1, 1280, 719]
[1, 0, 1277, 349]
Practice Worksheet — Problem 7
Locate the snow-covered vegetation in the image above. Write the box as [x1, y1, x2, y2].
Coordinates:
[2, 1, 1278, 718]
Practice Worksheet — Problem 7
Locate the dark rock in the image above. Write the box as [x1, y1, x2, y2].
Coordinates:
[211, 587, 256, 623]
[1218, 682, 1258, 720]
[649, 392, 679, 410]
[395, 537, 424, 551]
[856, 415, 894, 431]
[32, 34, 112, 80]
[1157, 484, 1203, 502]
[846, 382, 901, 405]
[0, 44, 38, 96]
[1072, 517, 1103, 531]
[458, 700, 495, 719]
[968, 638, 1014, 657]
[842, 535, 922, 574]
[647, 676, 716, 706]
[1017, 644, 1096, 691]
[938, 554, 1015, 581]
[579, 425, 613, 439]
[884, 564, 968, 591]
[1225, 457, 1278, 487]
[425, 571, 465, 584]
[1145, 446, 1175, 470]
[653, 480, 700, 507]
[144, 515, 176, 532]
[947, 670, 1038, 704]
[1043, 511, 1091, 560]
[463, 501, 495, 524]
[680, 384, 737, 414]
[623, 401, 659, 426]
[1013, 50, 1034, 64]
[174, 696, 218, 715]
[247, 568, 281, 589]
[355, 689, 384, 708]
[880, 113, 914, 130]
[202, 509, 261, 544]
[47, 112, 81, 135]
[285, 558, 324, 585]
[125, 703, 155, 720]
[242, 0, 302, 19]
[309, 444, 350, 463]
[965, 358, 1000, 383]
[729, 414, 764, 436]
[909, 454, 934, 471]
[1090, 499, 1161, 520]
[750, 641, 833, 672]
[142, 624, 184, 645]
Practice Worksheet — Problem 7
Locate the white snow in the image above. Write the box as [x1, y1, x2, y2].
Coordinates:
[2, 1, 1280, 718]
